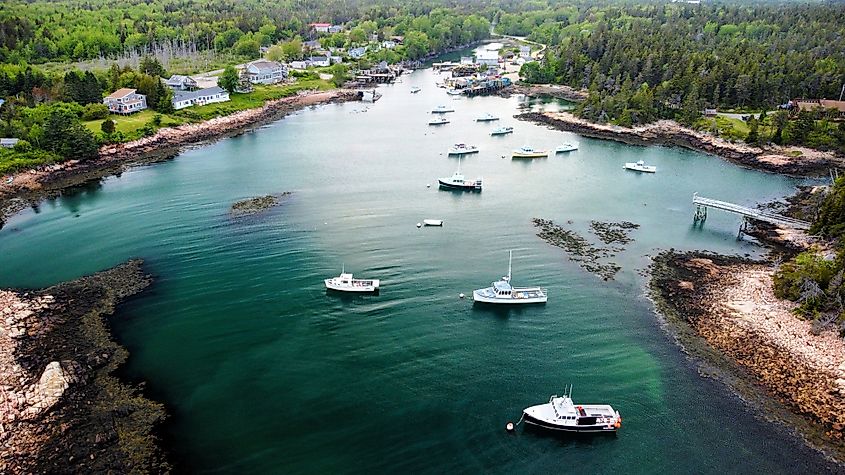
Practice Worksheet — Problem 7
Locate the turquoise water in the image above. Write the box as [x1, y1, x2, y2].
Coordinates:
[0, 66, 835, 473]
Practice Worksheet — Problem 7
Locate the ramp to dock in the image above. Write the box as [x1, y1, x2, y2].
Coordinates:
[692, 193, 811, 230]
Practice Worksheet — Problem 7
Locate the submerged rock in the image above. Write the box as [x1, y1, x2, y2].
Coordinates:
[230, 192, 291, 217]
[533, 218, 638, 280]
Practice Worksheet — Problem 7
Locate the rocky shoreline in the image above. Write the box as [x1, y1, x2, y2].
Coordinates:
[650, 251, 845, 463]
[517, 111, 843, 177]
[230, 192, 292, 217]
[0, 89, 360, 227]
[0, 260, 169, 473]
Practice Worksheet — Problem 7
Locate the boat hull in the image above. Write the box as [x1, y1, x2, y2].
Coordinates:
[324, 279, 380, 293]
[512, 152, 548, 159]
[438, 180, 481, 191]
[429, 121, 449, 125]
[522, 413, 618, 434]
[447, 149, 479, 155]
[624, 163, 656, 173]
[491, 130, 513, 135]
[472, 290, 546, 304]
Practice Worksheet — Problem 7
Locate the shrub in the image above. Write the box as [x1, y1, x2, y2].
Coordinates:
[81, 103, 109, 121]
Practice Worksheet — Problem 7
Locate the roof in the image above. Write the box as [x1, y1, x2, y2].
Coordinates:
[309, 56, 329, 62]
[0, 138, 19, 146]
[476, 50, 499, 61]
[310, 23, 331, 27]
[247, 60, 283, 73]
[105, 88, 136, 99]
[173, 87, 227, 102]
[166, 75, 195, 84]
[794, 99, 845, 113]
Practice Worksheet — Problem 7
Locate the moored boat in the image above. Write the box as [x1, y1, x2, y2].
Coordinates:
[447, 143, 479, 155]
[429, 117, 450, 125]
[438, 158, 482, 191]
[472, 251, 546, 304]
[447, 89, 463, 96]
[325, 268, 380, 293]
[410, 86, 421, 93]
[476, 113, 499, 122]
[555, 143, 579, 153]
[512, 146, 548, 159]
[423, 219, 443, 226]
[623, 160, 657, 173]
[491, 126, 514, 136]
[431, 105, 455, 113]
[522, 385, 622, 434]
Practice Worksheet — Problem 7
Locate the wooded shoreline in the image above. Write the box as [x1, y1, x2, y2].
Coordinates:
[517, 111, 843, 177]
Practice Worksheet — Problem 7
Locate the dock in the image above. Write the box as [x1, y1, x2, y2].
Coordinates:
[692, 193, 811, 236]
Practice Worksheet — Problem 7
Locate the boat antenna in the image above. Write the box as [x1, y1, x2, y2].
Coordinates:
[508, 250, 513, 282]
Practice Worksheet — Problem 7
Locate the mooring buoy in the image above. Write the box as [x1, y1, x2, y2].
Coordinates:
[506, 422, 515, 432]
[459, 293, 465, 299]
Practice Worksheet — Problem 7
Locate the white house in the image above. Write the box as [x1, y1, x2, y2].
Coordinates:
[289, 61, 308, 70]
[172, 87, 229, 110]
[0, 138, 19, 148]
[165, 75, 198, 90]
[310, 23, 331, 33]
[244, 60, 287, 84]
[519, 46, 531, 60]
[103, 88, 147, 115]
[328, 25, 343, 34]
[475, 49, 499, 67]
[381, 40, 397, 49]
[307, 56, 330, 67]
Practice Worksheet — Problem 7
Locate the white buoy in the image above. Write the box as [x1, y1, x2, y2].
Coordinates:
[426, 184, 431, 188]
[459, 293, 465, 299]
[506, 422, 515, 432]
[416, 223, 422, 228]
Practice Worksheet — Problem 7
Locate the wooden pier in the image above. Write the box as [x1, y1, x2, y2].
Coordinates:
[692, 193, 811, 237]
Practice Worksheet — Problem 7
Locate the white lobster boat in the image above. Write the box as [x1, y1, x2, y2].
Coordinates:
[447, 143, 479, 155]
[325, 268, 380, 293]
[429, 117, 450, 126]
[624, 160, 657, 173]
[410, 86, 421, 93]
[472, 251, 546, 304]
[431, 105, 455, 113]
[476, 113, 499, 122]
[555, 143, 579, 153]
[522, 386, 622, 434]
[491, 126, 514, 136]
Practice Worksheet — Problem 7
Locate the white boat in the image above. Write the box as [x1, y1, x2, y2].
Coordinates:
[429, 117, 450, 125]
[447, 89, 463, 96]
[522, 385, 622, 434]
[512, 146, 548, 159]
[555, 143, 579, 153]
[623, 160, 657, 173]
[491, 126, 513, 136]
[410, 86, 421, 93]
[431, 105, 455, 113]
[447, 143, 479, 155]
[476, 113, 499, 122]
[325, 267, 380, 293]
[423, 219, 443, 226]
[438, 158, 482, 191]
[472, 251, 547, 304]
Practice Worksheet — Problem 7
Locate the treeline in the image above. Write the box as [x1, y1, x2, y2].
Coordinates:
[0, 0, 491, 63]
[774, 178, 845, 335]
[511, 1, 845, 127]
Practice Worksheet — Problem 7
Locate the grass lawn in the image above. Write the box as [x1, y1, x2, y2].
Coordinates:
[83, 109, 184, 137]
[694, 115, 750, 141]
[172, 79, 334, 121]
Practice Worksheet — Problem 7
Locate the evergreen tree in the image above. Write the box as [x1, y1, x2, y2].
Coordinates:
[42, 109, 98, 161]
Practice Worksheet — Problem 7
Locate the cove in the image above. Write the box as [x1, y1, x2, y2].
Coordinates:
[0, 66, 835, 473]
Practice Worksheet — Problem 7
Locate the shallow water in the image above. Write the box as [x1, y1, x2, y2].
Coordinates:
[0, 63, 835, 473]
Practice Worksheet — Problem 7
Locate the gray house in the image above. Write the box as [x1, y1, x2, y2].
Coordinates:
[172, 87, 230, 110]
[244, 60, 287, 85]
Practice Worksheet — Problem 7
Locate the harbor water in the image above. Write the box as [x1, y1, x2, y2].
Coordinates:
[0, 65, 833, 473]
